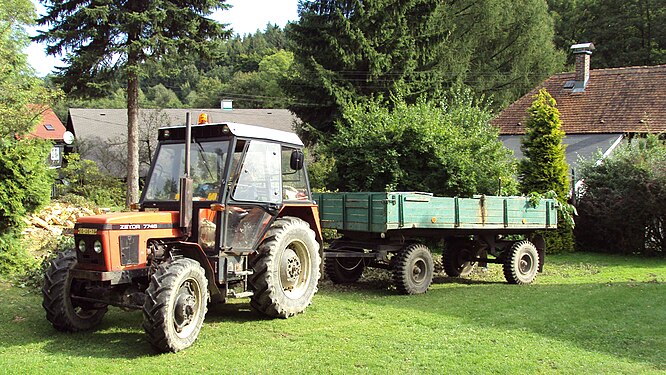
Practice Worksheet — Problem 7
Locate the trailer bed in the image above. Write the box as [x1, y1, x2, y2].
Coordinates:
[313, 192, 557, 234]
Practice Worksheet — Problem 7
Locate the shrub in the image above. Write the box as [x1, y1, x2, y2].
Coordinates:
[59, 153, 126, 207]
[325, 90, 518, 197]
[576, 135, 666, 255]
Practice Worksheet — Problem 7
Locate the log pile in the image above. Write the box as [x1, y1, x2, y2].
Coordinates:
[22, 202, 97, 236]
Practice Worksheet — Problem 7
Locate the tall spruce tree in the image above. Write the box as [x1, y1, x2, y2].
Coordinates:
[519, 88, 573, 252]
[286, 0, 447, 143]
[34, 0, 230, 206]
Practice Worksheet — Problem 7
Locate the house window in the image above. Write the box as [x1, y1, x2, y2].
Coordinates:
[44, 124, 55, 131]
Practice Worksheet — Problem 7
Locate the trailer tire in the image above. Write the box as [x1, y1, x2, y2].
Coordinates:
[325, 257, 365, 284]
[143, 258, 209, 353]
[42, 250, 107, 332]
[442, 241, 476, 277]
[250, 217, 320, 318]
[392, 244, 434, 295]
[503, 240, 539, 284]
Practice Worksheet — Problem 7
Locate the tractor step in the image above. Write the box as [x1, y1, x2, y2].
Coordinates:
[228, 270, 254, 276]
[229, 291, 254, 299]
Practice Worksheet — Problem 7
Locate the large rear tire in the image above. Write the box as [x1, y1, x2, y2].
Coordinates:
[249, 217, 321, 318]
[143, 258, 209, 353]
[503, 240, 539, 284]
[392, 244, 434, 295]
[42, 250, 107, 332]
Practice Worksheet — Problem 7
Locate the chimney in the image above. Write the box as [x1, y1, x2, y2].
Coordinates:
[570, 42, 595, 92]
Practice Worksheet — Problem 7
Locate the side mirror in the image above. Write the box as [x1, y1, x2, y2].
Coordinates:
[290, 150, 304, 171]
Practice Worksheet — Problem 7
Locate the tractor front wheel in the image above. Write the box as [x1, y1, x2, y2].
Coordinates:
[143, 258, 209, 352]
[42, 250, 107, 332]
[392, 244, 434, 295]
[249, 217, 321, 318]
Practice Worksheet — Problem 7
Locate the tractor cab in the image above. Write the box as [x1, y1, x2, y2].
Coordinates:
[140, 122, 318, 254]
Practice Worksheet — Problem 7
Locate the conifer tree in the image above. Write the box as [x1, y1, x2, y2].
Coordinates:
[34, 0, 230, 206]
[519, 89, 569, 198]
[519, 88, 573, 252]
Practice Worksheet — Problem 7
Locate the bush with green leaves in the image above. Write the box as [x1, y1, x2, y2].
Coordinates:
[324, 90, 518, 197]
[576, 135, 665, 255]
[518, 89, 574, 253]
[0, 0, 59, 277]
[60, 153, 126, 208]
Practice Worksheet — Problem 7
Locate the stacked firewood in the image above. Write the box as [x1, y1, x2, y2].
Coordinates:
[22, 202, 97, 236]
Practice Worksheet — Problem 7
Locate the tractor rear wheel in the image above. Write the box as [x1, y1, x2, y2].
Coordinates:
[249, 217, 320, 318]
[42, 250, 107, 332]
[503, 240, 539, 284]
[392, 244, 434, 295]
[143, 258, 209, 352]
[442, 241, 477, 277]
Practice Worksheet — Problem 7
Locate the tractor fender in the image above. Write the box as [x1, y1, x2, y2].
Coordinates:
[171, 241, 221, 299]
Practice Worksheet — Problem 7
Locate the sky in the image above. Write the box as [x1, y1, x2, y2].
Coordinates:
[25, 0, 300, 77]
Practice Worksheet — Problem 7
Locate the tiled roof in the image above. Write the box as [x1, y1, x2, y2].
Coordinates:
[31, 107, 66, 140]
[492, 65, 666, 135]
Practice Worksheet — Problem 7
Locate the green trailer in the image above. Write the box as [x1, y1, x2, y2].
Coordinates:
[312, 192, 558, 294]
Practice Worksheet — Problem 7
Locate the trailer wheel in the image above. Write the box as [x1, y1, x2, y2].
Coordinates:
[503, 240, 539, 284]
[143, 258, 209, 353]
[325, 243, 366, 285]
[442, 241, 476, 277]
[392, 244, 434, 295]
[42, 250, 107, 332]
[249, 217, 321, 318]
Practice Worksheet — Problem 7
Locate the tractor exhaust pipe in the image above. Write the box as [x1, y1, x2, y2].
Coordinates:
[179, 112, 193, 236]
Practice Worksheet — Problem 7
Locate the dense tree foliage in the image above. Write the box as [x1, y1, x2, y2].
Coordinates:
[519, 89, 569, 199]
[286, 0, 563, 143]
[576, 135, 666, 255]
[324, 89, 517, 197]
[35, 0, 230, 206]
[0, 0, 56, 275]
[519, 89, 573, 253]
[548, 0, 666, 68]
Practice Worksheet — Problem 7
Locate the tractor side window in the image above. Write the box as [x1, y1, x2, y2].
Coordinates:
[232, 141, 281, 204]
[282, 147, 310, 201]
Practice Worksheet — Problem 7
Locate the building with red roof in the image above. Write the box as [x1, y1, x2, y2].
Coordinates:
[492, 43, 666, 174]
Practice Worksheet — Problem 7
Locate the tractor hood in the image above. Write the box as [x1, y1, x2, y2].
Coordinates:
[75, 211, 180, 231]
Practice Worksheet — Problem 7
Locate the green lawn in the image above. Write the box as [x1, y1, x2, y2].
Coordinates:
[1, 252, 665, 374]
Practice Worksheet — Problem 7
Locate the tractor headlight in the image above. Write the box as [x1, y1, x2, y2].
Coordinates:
[78, 240, 86, 252]
[93, 240, 102, 254]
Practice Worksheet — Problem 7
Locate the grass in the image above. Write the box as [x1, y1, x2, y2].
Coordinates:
[1, 252, 665, 374]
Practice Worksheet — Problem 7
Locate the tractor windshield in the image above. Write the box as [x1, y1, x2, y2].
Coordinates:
[143, 140, 230, 201]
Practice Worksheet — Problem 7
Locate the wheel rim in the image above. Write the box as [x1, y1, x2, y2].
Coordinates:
[518, 253, 534, 275]
[173, 278, 202, 339]
[411, 259, 427, 284]
[279, 239, 311, 299]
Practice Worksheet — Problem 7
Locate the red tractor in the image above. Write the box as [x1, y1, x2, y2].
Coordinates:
[42, 116, 322, 352]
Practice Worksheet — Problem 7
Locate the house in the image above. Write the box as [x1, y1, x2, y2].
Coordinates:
[30, 106, 71, 169]
[65, 108, 299, 177]
[492, 43, 666, 175]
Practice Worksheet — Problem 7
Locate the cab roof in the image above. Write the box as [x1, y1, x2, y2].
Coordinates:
[158, 122, 304, 147]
